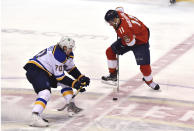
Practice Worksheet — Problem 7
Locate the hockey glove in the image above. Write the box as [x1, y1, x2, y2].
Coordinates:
[79, 75, 90, 86]
[111, 38, 127, 55]
[72, 80, 86, 92]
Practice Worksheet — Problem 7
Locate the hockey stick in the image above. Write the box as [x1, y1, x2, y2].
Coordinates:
[57, 83, 85, 111]
[113, 54, 119, 101]
[117, 54, 119, 93]
[116, 35, 120, 93]
[113, 35, 120, 101]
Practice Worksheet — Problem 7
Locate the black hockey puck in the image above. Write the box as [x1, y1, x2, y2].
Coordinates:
[113, 97, 118, 101]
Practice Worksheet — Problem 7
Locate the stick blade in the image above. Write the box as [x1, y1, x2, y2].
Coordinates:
[113, 97, 118, 101]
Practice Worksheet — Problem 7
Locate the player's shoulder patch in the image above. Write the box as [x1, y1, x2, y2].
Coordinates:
[52, 45, 67, 63]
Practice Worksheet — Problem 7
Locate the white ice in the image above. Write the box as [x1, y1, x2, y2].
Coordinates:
[1, 0, 194, 130]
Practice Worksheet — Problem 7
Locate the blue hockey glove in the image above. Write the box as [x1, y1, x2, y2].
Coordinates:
[73, 80, 86, 92]
[79, 76, 90, 86]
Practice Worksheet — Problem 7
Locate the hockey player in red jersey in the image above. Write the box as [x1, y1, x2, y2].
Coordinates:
[102, 7, 160, 90]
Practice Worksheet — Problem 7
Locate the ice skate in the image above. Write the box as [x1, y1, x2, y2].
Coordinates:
[101, 73, 117, 86]
[169, 0, 176, 5]
[142, 78, 160, 90]
[67, 102, 83, 117]
[30, 112, 49, 127]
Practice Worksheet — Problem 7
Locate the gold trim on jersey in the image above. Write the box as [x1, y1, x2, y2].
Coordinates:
[52, 45, 67, 64]
[56, 75, 65, 81]
[62, 58, 67, 64]
[52, 45, 57, 55]
[27, 60, 52, 76]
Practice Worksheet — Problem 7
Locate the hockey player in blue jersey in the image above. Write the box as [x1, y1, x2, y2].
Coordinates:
[23, 36, 90, 127]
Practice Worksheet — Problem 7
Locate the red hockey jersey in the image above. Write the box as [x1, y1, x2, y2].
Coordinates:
[115, 11, 149, 46]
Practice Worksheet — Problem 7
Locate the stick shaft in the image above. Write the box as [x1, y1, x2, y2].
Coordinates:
[116, 35, 120, 92]
[117, 54, 119, 92]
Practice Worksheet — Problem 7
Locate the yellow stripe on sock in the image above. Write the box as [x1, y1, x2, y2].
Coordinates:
[35, 101, 46, 109]
[62, 91, 73, 97]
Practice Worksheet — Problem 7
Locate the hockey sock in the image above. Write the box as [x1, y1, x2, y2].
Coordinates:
[106, 47, 117, 74]
[61, 87, 73, 104]
[140, 65, 153, 84]
[32, 89, 51, 114]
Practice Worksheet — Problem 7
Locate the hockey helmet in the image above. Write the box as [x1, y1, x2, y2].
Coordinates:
[105, 10, 119, 22]
[115, 7, 124, 12]
[58, 36, 75, 52]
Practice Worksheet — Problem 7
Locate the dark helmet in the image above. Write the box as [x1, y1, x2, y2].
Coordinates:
[104, 10, 119, 22]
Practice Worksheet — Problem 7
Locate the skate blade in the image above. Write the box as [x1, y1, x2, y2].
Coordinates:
[101, 80, 117, 86]
[29, 124, 49, 127]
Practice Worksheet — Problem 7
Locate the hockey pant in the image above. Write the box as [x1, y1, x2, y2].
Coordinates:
[106, 40, 154, 84]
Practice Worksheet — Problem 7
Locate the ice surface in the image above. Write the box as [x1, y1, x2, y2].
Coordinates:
[1, 0, 194, 130]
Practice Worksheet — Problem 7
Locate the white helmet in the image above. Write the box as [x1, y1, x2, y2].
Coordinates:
[58, 36, 75, 51]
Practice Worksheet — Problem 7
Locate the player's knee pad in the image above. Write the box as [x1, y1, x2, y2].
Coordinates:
[38, 89, 51, 101]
